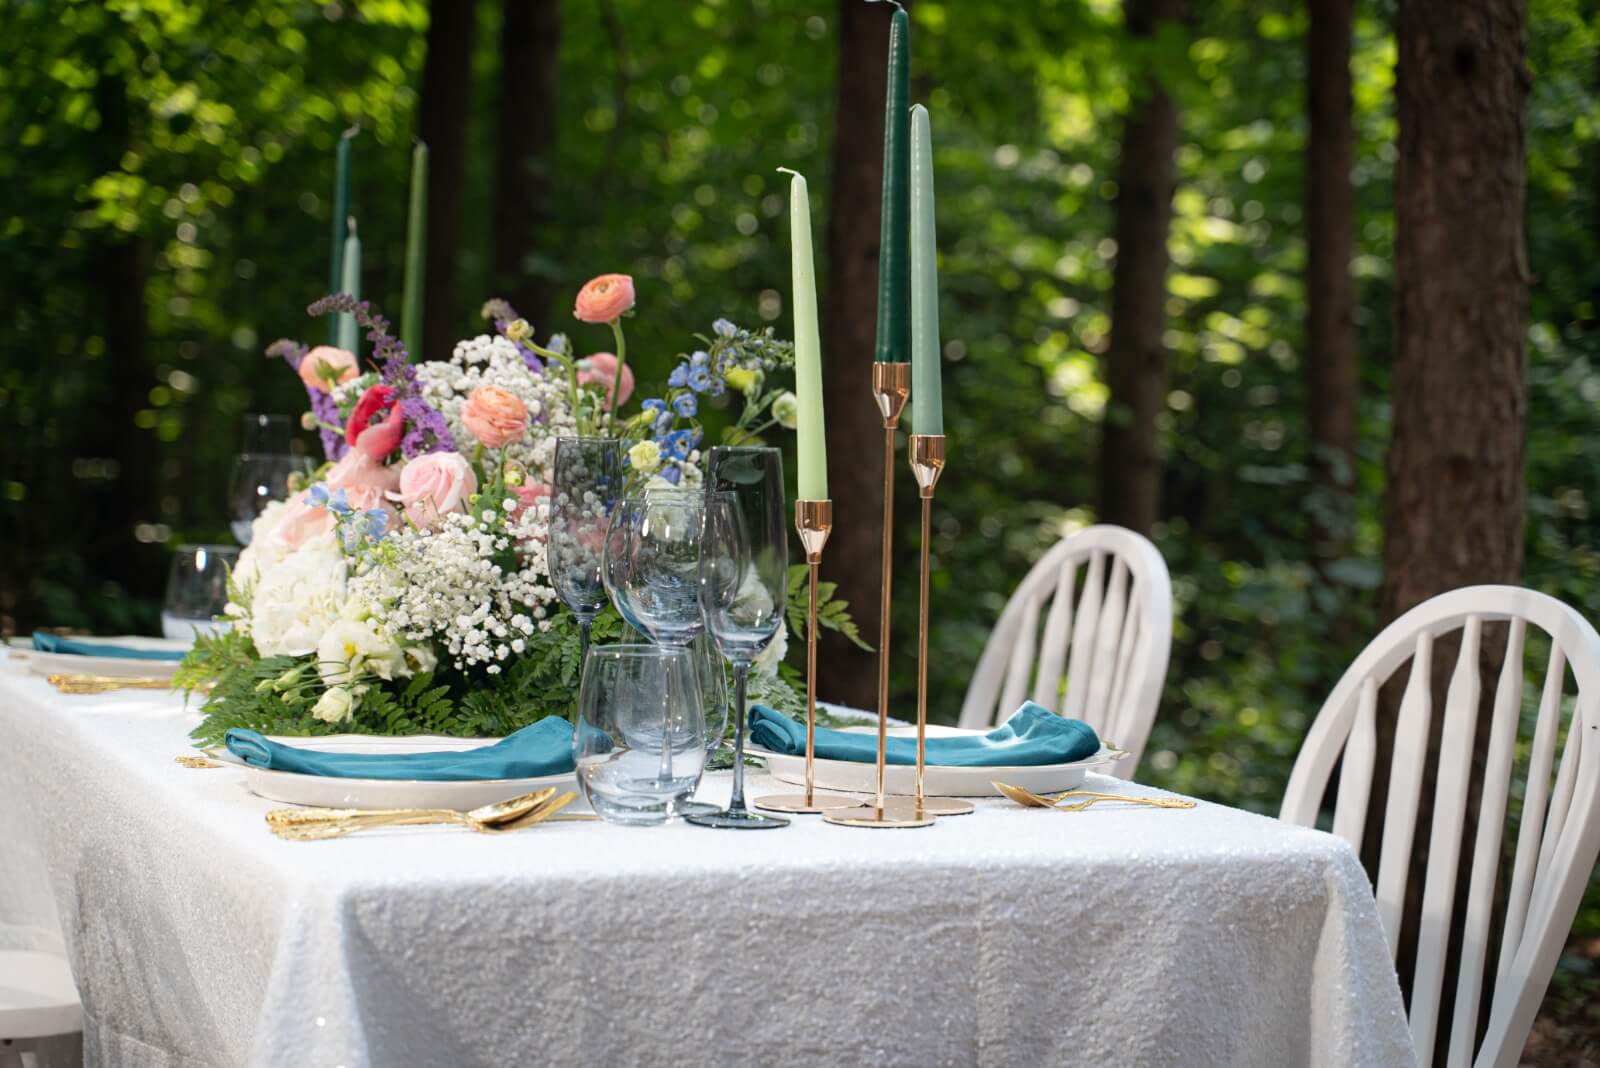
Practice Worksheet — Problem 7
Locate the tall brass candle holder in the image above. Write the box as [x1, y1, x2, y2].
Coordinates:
[907, 434, 973, 817]
[825, 361, 933, 829]
[755, 500, 856, 814]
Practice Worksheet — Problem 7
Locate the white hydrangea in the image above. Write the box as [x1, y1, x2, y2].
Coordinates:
[230, 500, 291, 594]
[415, 334, 576, 483]
[753, 622, 788, 676]
[348, 503, 560, 672]
[248, 535, 349, 657]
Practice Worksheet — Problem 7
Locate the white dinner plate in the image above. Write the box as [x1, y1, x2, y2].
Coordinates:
[749, 723, 1125, 798]
[207, 734, 584, 813]
[8, 635, 189, 680]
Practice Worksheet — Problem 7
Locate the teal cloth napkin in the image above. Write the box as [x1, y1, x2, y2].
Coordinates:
[223, 717, 576, 780]
[32, 631, 188, 662]
[748, 701, 1100, 767]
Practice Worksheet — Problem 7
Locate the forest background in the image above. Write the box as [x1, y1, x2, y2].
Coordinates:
[2, 0, 1597, 1056]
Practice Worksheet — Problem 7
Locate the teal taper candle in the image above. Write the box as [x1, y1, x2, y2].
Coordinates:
[909, 104, 943, 436]
[779, 167, 828, 501]
[337, 218, 361, 354]
[328, 127, 355, 345]
[873, 3, 911, 363]
[401, 141, 428, 359]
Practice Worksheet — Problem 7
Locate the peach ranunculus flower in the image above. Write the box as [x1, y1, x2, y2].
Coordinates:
[577, 353, 635, 411]
[297, 346, 360, 393]
[390, 452, 477, 531]
[461, 386, 529, 449]
[573, 273, 635, 324]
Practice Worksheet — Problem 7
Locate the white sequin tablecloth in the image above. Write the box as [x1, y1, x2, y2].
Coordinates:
[0, 658, 1414, 1068]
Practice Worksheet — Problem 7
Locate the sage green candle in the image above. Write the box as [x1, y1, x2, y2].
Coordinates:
[328, 128, 354, 345]
[337, 218, 361, 354]
[401, 141, 428, 359]
[779, 167, 828, 501]
[873, 4, 911, 363]
[909, 105, 943, 436]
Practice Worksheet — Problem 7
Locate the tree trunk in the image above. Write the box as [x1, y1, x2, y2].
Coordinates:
[419, 0, 480, 363]
[491, 0, 561, 327]
[1097, 0, 1184, 535]
[1305, 0, 1359, 557]
[1367, 0, 1529, 1038]
[84, 70, 161, 618]
[820, 0, 896, 710]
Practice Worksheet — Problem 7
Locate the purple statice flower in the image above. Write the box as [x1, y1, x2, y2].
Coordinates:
[309, 295, 457, 458]
[268, 338, 347, 461]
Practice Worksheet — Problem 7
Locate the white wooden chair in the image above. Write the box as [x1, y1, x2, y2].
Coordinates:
[1280, 585, 1600, 1068]
[0, 950, 81, 1068]
[957, 525, 1172, 776]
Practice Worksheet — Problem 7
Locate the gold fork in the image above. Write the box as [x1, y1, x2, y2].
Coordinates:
[992, 781, 1196, 812]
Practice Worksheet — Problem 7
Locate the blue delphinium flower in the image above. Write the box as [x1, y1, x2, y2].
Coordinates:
[642, 398, 667, 416]
[664, 429, 694, 460]
[307, 483, 330, 507]
[657, 463, 682, 486]
[672, 393, 697, 417]
[706, 374, 726, 398]
[690, 350, 710, 369]
[688, 367, 713, 393]
[327, 488, 353, 517]
[655, 411, 673, 436]
[363, 508, 388, 541]
[668, 362, 690, 389]
[713, 318, 737, 338]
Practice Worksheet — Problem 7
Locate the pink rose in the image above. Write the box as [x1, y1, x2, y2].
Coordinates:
[577, 353, 635, 412]
[461, 386, 528, 449]
[272, 449, 400, 549]
[573, 273, 635, 324]
[297, 346, 360, 394]
[391, 452, 478, 531]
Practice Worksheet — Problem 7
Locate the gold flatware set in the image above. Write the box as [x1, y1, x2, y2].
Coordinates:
[48, 673, 174, 694]
[264, 787, 598, 841]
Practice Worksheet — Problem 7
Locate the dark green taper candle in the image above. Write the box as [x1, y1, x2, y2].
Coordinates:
[327, 127, 356, 344]
[873, 3, 911, 363]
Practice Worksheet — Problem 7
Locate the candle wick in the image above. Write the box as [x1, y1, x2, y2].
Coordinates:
[347, 216, 358, 238]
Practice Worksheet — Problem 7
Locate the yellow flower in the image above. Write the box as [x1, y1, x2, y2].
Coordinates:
[772, 391, 799, 430]
[724, 366, 764, 394]
[505, 318, 533, 344]
[628, 439, 662, 474]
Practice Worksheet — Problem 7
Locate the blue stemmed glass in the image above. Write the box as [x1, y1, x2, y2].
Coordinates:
[685, 447, 790, 830]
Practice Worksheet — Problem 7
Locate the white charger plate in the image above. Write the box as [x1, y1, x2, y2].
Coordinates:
[8, 635, 189, 680]
[750, 723, 1124, 798]
[207, 734, 583, 813]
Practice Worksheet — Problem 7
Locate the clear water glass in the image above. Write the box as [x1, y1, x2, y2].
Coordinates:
[229, 453, 312, 544]
[574, 644, 707, 825]
[602, 490, 706, 648]
[686, 447, 790, 830]
[548, 437, 624, 661]
[162, 544, 240, 640]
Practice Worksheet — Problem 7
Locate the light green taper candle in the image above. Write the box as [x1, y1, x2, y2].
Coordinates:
[909, 104, 943, 437]
[779, 166, 827, 501]
[337, 217, 361, 354]
[401, 141, 428, 359]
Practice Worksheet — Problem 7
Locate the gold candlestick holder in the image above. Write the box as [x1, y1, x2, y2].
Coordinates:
[907, 434, 973, 818]
[825, 361, 932, 830]
[756, 500, 856, 814]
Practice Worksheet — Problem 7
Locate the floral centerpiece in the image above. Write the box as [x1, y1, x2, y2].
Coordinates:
[179, 274, 865, 746]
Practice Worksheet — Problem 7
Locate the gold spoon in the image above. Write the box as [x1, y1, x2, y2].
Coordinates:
[265, 787, 560, 841]
[992, 781, 1196, 812]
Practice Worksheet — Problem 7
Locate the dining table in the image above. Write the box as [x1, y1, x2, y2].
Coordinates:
[0, 652, 1416, 1067]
